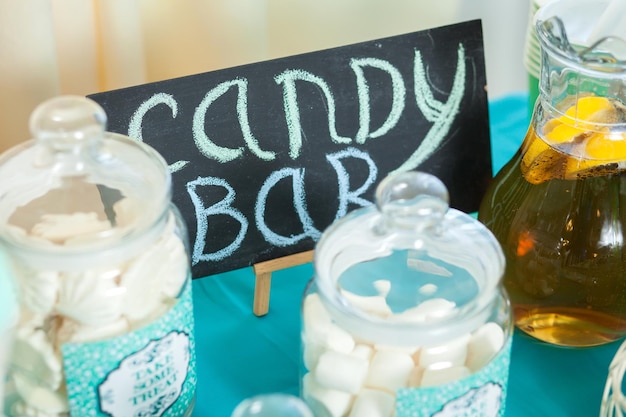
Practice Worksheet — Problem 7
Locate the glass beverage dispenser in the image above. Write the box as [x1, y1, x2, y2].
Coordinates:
[479, 0, 626, 347]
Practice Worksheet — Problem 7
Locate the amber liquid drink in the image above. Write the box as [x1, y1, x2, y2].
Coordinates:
[479, 96, 626, 347]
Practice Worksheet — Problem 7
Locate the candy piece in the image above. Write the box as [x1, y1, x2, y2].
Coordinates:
[30, 212, 111, 244]
[303, 372, 353, 417]
[4, 224, 54, 247]
[418, 334, 470, 369]
[351, 344, 374, 362]
[418, 283, 438, 296]
[55, 268, 124, 327]
[303, 339, 326, 371]
[341, 290, 392, 317]
[15, 269, 58, 316]
[365, 350, 414, 392]
[315, 351, 369, 394]
[373, 344, 419, 356]
[303, 294, 333, 342]
[420, 365, 470, 387]
[373, 280, 391, 297]
[118, 215, 188, 315]
[70, 318, 130, 343]
[158, 232, 189, 299]
[11, 328, 62, 390]
[407, 366, 424, 387]
[120, 240, 175, 322]
[348, 388, 395, 417]
[10, 399, 62, 417]
[12, 372, 69, 414]
[326, 324, 356, 354]
[465, 322, 505, 372]
[112, 197, 137, 228]
[390, 298, 456, 323]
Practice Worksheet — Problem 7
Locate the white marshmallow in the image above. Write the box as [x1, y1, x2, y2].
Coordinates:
[420, 365, 471, 387]
[303, 339, 326, 371]
[388, 298, 456, 323]
[341, 290, 392, 318]
[418, 283, 438, 296]
[418, 334, 470, 369]
[348, 388, 395, 417]
[417, 334, 470, 368]
[326, 323, 356, 353]
[374, 344, 419, 356]
[351, 344, 374, 362]
[365, 350, 414, 392]
[303, 372, 353, 417]
[315, 351, 369, 394]
[466, 322, 505, 372]
[303, 293, 333, 343]
[414, 298, 456, 320]
[373, 280, 391, 298]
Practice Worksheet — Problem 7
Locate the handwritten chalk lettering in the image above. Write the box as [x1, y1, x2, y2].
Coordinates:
[275, 69, 353, 160]
[186, 176, 248, 263]
[350, 57, 406, 144]
[190, 148, 378, 264]
[88, 21, 491, 276]
[326, 147, 378, 218]
[392, 44, 466, 174]
[127, 93, 190, 173]
[193, 79, 275, 163]
[137, 44, 464, 268]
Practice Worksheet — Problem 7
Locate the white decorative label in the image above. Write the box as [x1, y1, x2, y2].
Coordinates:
[98, 331, 191, 417]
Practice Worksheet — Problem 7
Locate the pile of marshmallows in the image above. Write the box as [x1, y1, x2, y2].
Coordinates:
[3, 203, 188, 417]
[302, 287, 505, 417]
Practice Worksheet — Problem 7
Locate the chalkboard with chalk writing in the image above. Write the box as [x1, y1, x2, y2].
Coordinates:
[88, 20, 492, 279]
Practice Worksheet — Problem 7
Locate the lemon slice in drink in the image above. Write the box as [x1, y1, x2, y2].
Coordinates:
[521, 96, 624, 183]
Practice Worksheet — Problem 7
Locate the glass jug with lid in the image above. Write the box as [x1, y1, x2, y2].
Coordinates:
[301, 171, 512, 417]
[0, 96, 196, 416]
[478, 0, 626, 347]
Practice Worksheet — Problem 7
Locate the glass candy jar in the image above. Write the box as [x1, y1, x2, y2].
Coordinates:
[0, 96, 196, 416]
[0, 251, 18, 416]
[479, 0, 626, 347]
[301, 172, 512, 417]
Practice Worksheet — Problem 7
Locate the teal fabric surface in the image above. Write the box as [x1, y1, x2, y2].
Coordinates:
[190, 93, 623, 417]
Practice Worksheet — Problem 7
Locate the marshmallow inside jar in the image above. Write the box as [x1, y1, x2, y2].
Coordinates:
[301, 171, 513, 417]
[0, 96, 196, 417]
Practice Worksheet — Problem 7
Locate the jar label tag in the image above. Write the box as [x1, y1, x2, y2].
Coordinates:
[62, 281, 196, 417]
[396, 337, 512, 417]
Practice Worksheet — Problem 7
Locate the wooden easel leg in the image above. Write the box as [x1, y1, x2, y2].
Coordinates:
[253, 271, 272, 316]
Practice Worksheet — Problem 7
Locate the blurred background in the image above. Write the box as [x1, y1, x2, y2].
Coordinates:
[0, 0, 530, 153]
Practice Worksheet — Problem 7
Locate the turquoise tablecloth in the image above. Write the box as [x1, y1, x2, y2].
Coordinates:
[190, 93, 623, 417]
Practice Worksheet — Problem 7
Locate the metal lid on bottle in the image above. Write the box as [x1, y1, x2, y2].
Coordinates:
[313, 171, 506, 346]
[0, 96, 171, 269]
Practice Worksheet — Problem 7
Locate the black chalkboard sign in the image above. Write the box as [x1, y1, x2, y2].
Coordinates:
[88, 20, 492, 279]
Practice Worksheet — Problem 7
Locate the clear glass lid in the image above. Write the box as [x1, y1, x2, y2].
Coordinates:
[0, 96, 171, 266]
[313, 171, 505, 346]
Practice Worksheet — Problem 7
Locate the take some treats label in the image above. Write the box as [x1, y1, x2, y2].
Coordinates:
[396, 338, 512, 417]
[62, 282, 196, 417]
